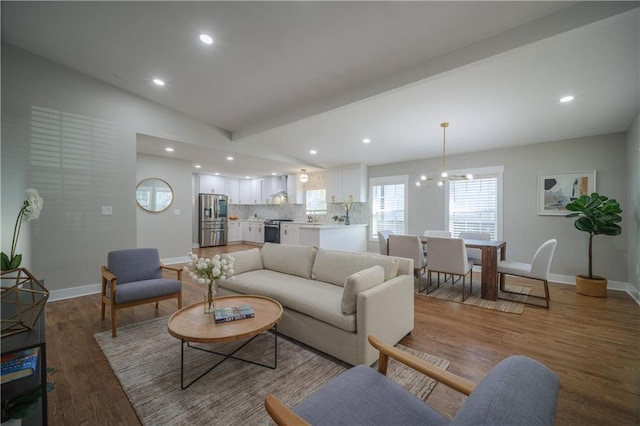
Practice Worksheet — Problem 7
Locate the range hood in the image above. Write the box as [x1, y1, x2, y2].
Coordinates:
[269, 175, 289, 204]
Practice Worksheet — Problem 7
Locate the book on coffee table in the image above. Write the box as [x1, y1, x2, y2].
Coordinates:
[214, 304, 255, 323]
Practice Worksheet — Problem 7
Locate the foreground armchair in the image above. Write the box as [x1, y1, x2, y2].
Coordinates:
[101, 248, 183, 337]
[265, 335, 560, 425]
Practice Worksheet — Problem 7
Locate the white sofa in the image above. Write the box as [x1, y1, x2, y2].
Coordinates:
[218, 243, 414, 366]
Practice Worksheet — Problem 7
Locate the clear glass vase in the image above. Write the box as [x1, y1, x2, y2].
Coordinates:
[344, 213, 350, 225]
[204, 280, 217, 314]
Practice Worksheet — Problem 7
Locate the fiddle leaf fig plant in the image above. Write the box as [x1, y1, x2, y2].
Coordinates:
[565, 192, 622, 279]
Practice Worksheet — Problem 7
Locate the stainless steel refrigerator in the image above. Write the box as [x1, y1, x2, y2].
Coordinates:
[199, 193, 228, 247]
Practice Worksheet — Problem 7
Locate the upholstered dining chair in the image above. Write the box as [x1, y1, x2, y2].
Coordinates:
[265, 335, 560, 426]
[377, 230, 394, 255]
[388, 234, 427, 279]
[101, 248, 183, 337]
[425, 237, 473, 300]
[497, 239, 557, 309]
[459, 231, 491, 266]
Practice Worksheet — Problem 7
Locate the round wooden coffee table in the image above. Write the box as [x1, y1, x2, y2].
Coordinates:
[168, 294, 283, 389]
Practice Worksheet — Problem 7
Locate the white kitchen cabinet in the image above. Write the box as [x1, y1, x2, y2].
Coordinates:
[299, 224, 367, 252]
[238, 180, 251, 204]
[254, 222, 264, 243]
[280, 223, 300, 245]
[326, 164, 367, 203]
[228, 220, 241, 242]
[198, 174, 227, 195]
[250, 179, 262, 204]
[226, 179, 239, 204]
[242, 221, 256, 242]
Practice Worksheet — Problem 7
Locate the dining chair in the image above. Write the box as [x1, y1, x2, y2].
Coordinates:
[423, 230, 452, 280]
[425, 237, 473, 300]
[377, 230, 394, 255]
[497, 239, 557, 308]
[459, 232, 491, 266]
[387, 234, 427, 279]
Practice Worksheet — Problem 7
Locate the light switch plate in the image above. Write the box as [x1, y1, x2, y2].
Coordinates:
[101, 206, 112, 215]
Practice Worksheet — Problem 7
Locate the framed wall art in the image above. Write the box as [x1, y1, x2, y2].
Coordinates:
[537, 171, 596, 216]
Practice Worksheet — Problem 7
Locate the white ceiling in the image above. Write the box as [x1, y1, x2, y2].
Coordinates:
[2, 2, 638, 178]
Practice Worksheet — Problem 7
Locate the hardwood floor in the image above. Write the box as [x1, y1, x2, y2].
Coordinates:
[45, 244, 639, 425]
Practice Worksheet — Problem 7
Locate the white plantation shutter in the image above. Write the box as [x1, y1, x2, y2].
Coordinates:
[370, 176, 407, 239]
[446, 167, 503, 240]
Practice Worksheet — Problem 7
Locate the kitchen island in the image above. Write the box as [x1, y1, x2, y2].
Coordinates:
[298, 223, 368, 252]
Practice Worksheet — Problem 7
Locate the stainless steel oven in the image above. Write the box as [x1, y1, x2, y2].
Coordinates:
[264, 219, 292, 243]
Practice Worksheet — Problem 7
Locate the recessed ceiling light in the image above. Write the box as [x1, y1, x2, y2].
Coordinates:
[165, 147, 174, 152]
[363, 138, 371, 144]
[199, 34, 214, 45]
[194, 164, 202, 168]
[214, 172, 220, 176]
[560, 95, 575, 103]
[153, 78, 165, 86]
[271, 172, 277, 176]
[226, 156, 234, 161]
[245, 176, 251, 179]
[310, 150, 317, 155]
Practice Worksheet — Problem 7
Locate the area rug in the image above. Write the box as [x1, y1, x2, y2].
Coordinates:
[95, 317, 449, 425]
[417, 277, 531, 314]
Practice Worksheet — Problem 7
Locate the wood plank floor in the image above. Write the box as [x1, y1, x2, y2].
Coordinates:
[44, 244, 639, 425]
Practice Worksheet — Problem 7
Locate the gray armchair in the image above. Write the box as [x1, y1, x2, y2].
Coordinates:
[265, 335, 560, 426]
[101, 248, 183, 337]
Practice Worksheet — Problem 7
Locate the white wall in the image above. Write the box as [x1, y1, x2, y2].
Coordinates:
[626, 111, 639, 301]
[1, 44, 230, 294]
[136, 154, 192, 258]
[369, 132, 629, 283]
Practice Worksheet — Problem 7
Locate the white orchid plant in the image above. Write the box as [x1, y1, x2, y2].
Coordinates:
[183, 253, 235, 285]
[1, 188, 44, 271]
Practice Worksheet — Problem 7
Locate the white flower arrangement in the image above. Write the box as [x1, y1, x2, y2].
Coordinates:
[1, 188, 44, 270]
[183, 253, 235, 285]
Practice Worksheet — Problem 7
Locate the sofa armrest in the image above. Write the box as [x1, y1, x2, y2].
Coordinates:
[356, 274, 414, 365]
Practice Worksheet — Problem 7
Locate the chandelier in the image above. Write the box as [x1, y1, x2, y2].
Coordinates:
[416, 122, 473, 187]
[299, 169, 309, 183]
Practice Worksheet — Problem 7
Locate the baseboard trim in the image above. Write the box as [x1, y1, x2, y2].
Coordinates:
[46, 272, 640, 306]
[49, 283, 101, 302]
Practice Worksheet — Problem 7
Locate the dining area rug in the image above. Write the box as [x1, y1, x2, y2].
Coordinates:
[416, 277, 531, 314]
[94, 316, 450, 425]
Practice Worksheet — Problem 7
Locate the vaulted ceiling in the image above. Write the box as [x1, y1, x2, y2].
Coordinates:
[2, 2, 638, 178]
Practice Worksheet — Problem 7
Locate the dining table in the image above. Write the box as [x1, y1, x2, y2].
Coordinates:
[417, 237, 507, 301]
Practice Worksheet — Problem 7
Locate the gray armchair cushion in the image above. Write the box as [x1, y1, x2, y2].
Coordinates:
[108, 278, 182, 304]
[107, 248, 162, 284]
[293, 365, 449, 426]
[452, 355, 560, 426]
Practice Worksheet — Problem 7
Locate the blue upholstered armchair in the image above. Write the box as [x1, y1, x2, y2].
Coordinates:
[101, 248, 183, 337]
[265, 335, 560, 425]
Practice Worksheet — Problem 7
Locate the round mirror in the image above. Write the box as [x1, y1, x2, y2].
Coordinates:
[136, 178, 174, 213]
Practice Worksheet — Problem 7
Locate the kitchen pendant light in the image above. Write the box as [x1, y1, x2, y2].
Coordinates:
[299, 169, 309, 183]
[416, 122, 473, 187]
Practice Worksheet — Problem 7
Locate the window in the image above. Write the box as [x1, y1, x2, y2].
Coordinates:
[370, 175, 407, 239]
[306, 189, 327, 215]
[445, 166, 503, 240]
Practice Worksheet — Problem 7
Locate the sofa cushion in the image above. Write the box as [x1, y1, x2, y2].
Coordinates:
[221, 269, 356, 332]
[311, 249, 400, 287]
[261, 243, 318, 279]
[341, 265, 385, 315]
[230, 248, 263, 275]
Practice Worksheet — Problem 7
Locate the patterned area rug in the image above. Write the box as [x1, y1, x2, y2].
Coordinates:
[417, 276, 531, 314]
[95, 317, 449, 425]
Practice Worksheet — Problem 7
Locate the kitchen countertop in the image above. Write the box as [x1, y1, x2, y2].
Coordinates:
[295, 223, 368, 229]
